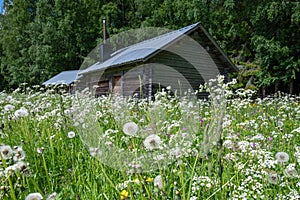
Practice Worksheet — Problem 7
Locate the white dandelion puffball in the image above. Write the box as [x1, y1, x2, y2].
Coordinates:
[25, 192, 43, 200]
[89, 147, 102, 157]
[154, 175, 163, 189]
[13, 161, 26, 171]
[4, 104, 15, 111]
[0, 145, 13, 160]
[123, 122, 139, 136]
[143, 134, 161, 151]
[275, 152, 289, 163]
[47, 192, 57, 200]
[67, 131, 76, 139]
[268, 172, 279, 184]
[13, 149, 26, 161]
[37, 147, 45, 154]
[14, 107, 29, 118]
[284, 164, 298, 178]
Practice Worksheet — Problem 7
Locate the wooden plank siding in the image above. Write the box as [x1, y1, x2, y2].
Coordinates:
[148, 51, 204, 94]
[191, 29, 232, 82]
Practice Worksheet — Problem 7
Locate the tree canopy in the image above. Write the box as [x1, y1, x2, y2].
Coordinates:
[0, 0, 299, 94]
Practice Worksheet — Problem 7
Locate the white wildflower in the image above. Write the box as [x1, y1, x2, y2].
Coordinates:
[223, 140, 233, 149]
[224, 153, 238, 161]
[153, 154, 165, 161]
[171, 147, 182, 159]
[277, 120, 284, 128]
[4, 165, 17, 175]
[49, 135, 56, 140]
[251, 134, 265, 141]
[287, 189, 300, 199]
[295, 146, 300, 164]
[154, 175, 163, 189]
[89, 147, 101, 157]
[291, 127, 300, 133]
[116, 180, 132, 190]
[237, 141, 250, 152]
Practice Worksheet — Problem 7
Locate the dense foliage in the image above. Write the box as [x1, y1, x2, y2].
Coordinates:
[0, 0, 299, 93]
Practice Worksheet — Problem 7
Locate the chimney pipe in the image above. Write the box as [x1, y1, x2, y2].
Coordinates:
[103, 19, 106, 44]
[99, 19, 111, 63]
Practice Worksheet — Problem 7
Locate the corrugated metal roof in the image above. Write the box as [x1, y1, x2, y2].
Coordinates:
[80, 22, 201, 75]
[42, 70, 80, 85]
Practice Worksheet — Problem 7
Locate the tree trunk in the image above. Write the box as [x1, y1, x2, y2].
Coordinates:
[274, 80, 279, 93]
[289, 80, 293, 94]
[262, 86, 266, 98]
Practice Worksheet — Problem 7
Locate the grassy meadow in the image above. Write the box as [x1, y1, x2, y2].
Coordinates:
[0, 80, 300, 200]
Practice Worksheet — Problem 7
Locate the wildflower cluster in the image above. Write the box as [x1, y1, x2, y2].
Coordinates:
[0, 82, 299, 199]
[0, 144, 27, 177]
[72, 85, 204, 173]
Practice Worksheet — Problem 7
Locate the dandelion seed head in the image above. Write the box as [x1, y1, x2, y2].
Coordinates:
[25, 192, 43, 200]
[14, 107, 29, 118]
[37, 147, 44, 154]
[67, 131, 76, 139]
[4, 104, 15, 111]
[154, 175, 163, 189]
[13, 146, 26, 161]
[275, 152, 289, 163]
[268, 172, 279, 184]
[0, 145, 13, 160]
[284, 164, 298, 178]
[46, 192, 57, 200]
[143, 134, 161, 151]
[123, 122, 138, 137]
[13, 161, 26, 172]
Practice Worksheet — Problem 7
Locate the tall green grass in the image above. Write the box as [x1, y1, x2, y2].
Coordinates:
[0, 83, 299, 199]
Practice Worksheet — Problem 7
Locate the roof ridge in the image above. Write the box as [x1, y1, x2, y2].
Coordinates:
[111, 22, 200, 57]
[121, 22, 200, 50]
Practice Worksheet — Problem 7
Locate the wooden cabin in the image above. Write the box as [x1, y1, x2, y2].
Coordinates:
[77, 22, 238, 97]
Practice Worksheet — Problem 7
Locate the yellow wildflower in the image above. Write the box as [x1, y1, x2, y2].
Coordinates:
[146, 177, 153, 183]
[120, 190, 128, 200]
